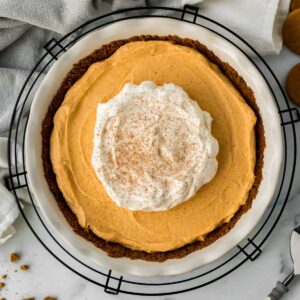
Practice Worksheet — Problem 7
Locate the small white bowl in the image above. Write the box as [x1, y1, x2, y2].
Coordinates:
[25, 18, 283, 277]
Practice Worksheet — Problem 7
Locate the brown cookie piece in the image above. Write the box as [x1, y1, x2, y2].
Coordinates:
[20, 265, 29, 271]
[10, 252, 20, 262]
[286, 63, 300, 106]
[290, 0, 300, 11]
[283, 9, 300, 54]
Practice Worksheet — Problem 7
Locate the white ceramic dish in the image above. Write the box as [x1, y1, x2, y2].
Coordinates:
[25, 18, 283, 277]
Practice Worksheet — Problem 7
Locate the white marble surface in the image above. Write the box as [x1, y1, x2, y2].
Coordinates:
[0, 45, 300, 300]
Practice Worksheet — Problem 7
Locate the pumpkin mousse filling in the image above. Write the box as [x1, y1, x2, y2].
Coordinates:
[43, 36, 264, 259]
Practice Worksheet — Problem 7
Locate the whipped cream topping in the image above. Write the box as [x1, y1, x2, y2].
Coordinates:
[91, 81, 219, 211]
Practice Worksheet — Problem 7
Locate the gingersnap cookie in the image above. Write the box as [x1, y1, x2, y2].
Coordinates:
[283, 9, 300, 55]
[286, 63, 300, 106]
[290, 0, 300, 11]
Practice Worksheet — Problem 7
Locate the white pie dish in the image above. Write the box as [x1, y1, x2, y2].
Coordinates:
[25, 18, 283, 277]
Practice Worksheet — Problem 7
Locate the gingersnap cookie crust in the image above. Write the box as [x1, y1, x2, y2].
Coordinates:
[41, 35, 265, 262]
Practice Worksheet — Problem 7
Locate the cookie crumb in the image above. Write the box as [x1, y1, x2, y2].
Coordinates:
[10, 253, 21, 262]
[20, 265, 29, 271]
[44, 297, 57, 300]
[0, 282, 5, 288]
[0, 297, 6, 300]
[1, 275, 6, 279]
[22, 298, 35, 300]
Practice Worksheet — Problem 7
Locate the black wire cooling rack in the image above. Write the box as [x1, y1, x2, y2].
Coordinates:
[5, 5, 300, 296]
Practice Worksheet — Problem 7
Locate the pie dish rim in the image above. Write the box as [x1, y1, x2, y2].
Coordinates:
[26, 18, 282, 276]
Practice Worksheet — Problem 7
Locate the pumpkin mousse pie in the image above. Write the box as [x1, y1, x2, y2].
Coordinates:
[42, 35, 265, 261]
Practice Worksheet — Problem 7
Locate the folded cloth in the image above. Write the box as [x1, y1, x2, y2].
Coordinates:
[0, 0, 291, 244]
[0, 137, 19, 245]
[199, 0, 290, 55]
